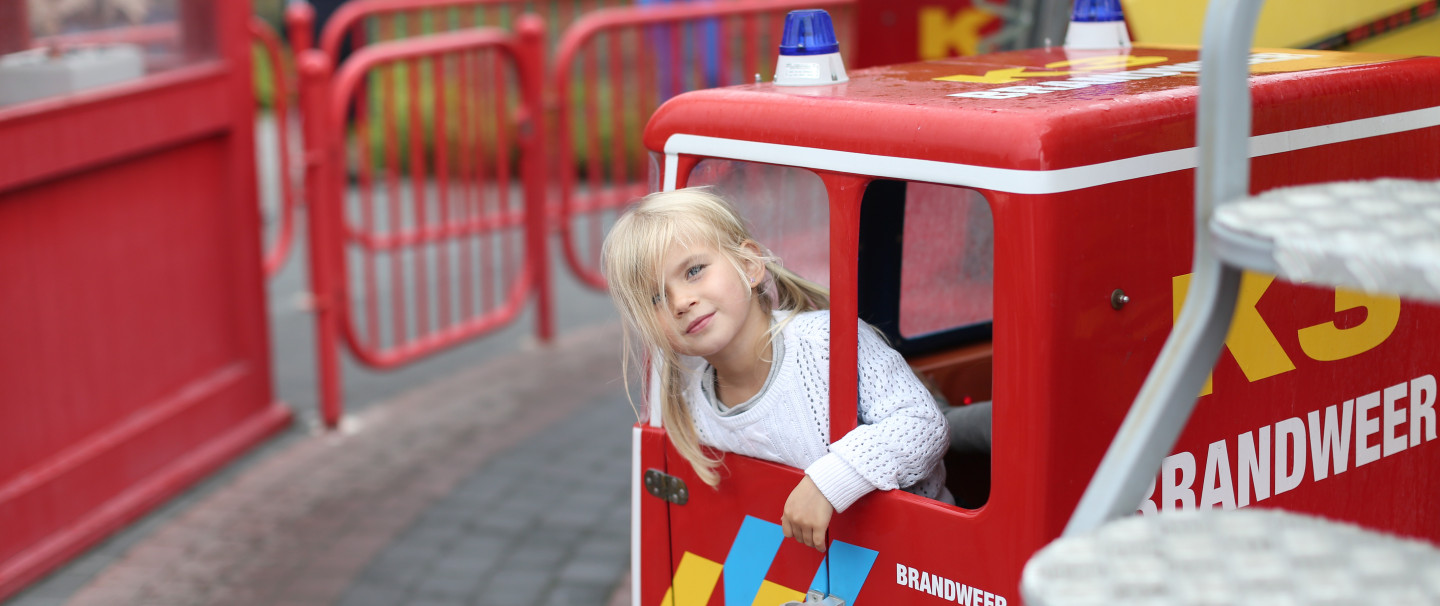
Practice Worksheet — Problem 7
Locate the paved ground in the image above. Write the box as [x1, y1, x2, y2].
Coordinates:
[9, 319, 636, 606]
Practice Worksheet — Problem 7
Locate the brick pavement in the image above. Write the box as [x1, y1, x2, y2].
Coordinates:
[36, 322, 636, 606]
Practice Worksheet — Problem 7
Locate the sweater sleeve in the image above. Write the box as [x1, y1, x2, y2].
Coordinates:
[813, 321, 948, 511]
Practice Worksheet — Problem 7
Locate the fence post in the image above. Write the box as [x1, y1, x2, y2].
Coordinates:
[518, 14, 554, 343]
[285, 1, 316, 55]
[285, 1, 317, 191]
[298, 49, 345, 428]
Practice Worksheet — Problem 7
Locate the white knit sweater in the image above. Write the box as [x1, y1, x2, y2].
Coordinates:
[681, 310, 950, 512]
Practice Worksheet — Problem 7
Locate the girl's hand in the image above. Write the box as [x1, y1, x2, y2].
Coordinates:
[782, 476, 834, 553]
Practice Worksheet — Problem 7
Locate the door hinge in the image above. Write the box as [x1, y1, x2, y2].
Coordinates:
[643, 469, 688, 505]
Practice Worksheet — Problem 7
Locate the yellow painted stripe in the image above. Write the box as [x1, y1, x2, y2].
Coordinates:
[1123, 0, 1421, 47]
[750, 580, 805, 606]
[1351, 19, 1440, 56]
[661, 552, 724, 606]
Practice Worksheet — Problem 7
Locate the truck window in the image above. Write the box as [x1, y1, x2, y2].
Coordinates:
[688, 159, 830, 288]
[859, 180, 994, 354]
[901, 183, 994, 338]
[860, 180, 994, 509]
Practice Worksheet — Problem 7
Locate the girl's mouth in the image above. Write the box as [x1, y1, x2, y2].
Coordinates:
[687, 313, 714, 334]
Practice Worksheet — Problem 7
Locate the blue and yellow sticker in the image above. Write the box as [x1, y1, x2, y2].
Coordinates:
[662, 516, 879, 606]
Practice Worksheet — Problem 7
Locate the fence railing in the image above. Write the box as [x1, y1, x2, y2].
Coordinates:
[300, 18, 549, 426]
[250, 17, 302, 277]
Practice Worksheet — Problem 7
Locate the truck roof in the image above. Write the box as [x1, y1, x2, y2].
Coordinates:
[645, 46, 1440, 178]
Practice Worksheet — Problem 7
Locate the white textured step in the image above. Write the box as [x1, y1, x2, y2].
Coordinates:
[1211, 179, 1440, 301]
[1024, 509, 1440, 606]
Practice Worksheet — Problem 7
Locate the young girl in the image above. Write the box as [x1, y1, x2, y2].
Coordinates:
[601, 188, 951, 552]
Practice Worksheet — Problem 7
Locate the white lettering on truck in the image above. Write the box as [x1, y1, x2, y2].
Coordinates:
[897, 563, 1007, 606]
[951, 53, 1317, 100]
[1138, 374, 1438, 515]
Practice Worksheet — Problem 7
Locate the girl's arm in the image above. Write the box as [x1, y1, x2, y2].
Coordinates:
[805, 320, 949, 513]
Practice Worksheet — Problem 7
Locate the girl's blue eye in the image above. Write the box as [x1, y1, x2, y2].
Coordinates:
[652, 293, 662, 306]
[686, 264, 705, 278]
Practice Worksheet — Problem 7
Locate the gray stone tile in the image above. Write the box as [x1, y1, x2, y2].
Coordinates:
[545, 582, 615, 606]
[559, 559, 625, 585]
[475, 570, 548, 606]
[415, 571, 483, 600]
[505, 543, 569, 569]
[405, 596, 467, 606]
[339, 582, 411, 606]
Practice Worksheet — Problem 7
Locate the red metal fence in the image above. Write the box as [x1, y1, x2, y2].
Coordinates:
[298, 17, 549, 427]
[280, 0, 858, 425]
[308, 0, 633, 65]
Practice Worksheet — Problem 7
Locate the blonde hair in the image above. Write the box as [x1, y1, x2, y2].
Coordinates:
[601, 187, 829, 486]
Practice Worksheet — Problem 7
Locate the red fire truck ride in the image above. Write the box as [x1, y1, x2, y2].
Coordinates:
[627, 7, 1440, 606]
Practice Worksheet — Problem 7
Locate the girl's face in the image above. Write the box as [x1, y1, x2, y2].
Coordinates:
[652, 239, 767, 361]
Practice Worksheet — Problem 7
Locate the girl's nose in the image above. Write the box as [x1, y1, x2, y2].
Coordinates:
[671, 289, 696, 315]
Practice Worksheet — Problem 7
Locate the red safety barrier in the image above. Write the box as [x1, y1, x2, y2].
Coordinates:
[249, 17, 302, 277]
[299, 17, 549, 427]
[550, 0, 856, 289]
[296, 0, 630, 65]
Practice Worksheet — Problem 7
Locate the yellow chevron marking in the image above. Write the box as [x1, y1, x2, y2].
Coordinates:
[661, 552, 723, 606]
[750, 580, 805, 606]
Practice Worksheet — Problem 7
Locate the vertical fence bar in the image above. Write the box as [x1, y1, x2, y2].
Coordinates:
[582, 35, 602, 216]
[382, 17, 405, 350]
[716, 14, 731, 87]
[353, 22, 380, 350]
[743, 12, 758, 82]
[434, 42, 453, 330]
[518, 15, 553, 341]
[457, 21, 475, 321]
[477, 48, 496, 312]
[608, 29, 627, 205]
[495, 50, 514, 294]
[299, 50, 345, 427]
[635, 25, 655, 188]
[406, 12, 430, 341]
[666, 22, 682, 99]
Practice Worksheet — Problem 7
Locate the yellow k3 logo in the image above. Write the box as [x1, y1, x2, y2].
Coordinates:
[1173, 272, 1400, 395]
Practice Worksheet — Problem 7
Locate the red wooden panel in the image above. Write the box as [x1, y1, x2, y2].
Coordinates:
[0, 0, 290, 598]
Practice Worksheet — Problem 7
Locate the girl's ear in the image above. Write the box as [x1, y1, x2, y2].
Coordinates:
[740, 240, 766, 287]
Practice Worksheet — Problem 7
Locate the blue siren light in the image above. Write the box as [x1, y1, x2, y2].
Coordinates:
[778, 9, 840, 56]
[1064, 0, 1131, 49]
[1071, 0, 1126, 22]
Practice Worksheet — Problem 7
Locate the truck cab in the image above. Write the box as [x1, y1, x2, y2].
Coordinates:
[632, 44, 1440, 606]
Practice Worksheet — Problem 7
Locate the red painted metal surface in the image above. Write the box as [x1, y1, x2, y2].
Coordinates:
[301, 18, 550, 427]
[639, 47, 1440, 604]
[637, 426, 674, 605]
[0, 1, 291, 600]
[250, 17, 302, 278]
[851, 0, 1010, 68]
[549, 0, 857, 290]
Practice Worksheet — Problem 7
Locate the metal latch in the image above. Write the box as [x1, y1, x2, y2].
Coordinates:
[781, 590, 846, 606]
[643, 469, 688, 505]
